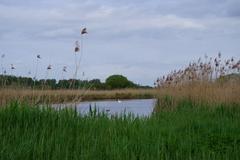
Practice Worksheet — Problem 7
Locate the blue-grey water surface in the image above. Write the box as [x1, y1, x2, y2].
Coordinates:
[53, 99, 156, 117]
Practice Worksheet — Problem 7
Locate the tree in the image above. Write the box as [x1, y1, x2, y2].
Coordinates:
[105, 75, 136, 89]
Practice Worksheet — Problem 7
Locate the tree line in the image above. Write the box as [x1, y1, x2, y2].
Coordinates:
[0, 74, 151, 90]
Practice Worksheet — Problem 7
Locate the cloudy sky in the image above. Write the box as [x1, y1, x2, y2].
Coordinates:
[0, 0, 240, 85]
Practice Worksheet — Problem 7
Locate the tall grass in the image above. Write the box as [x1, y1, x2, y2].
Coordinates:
[0, 101, 240, 159]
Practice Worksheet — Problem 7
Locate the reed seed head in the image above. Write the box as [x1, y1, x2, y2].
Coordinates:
[47, 65, 52, 70]
[75, 41, 80, 52]
[11, 64, 15, 70]
[81, 28, 88, 35]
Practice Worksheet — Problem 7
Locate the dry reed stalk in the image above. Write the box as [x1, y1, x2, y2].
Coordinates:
[70, 28, 88, 89]
[156, 81, 240, 110]
[0, 54, 5, 75]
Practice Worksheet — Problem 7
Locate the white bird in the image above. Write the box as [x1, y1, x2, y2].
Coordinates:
[117, 99, 122, 103]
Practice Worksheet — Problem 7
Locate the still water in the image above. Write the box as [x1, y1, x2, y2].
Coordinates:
[53, 99, 156, 117]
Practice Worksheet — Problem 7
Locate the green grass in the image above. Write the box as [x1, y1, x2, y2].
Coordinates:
[0, 101, 240, 160]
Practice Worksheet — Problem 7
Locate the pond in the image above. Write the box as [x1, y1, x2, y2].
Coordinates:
[53, 99, 156, 117]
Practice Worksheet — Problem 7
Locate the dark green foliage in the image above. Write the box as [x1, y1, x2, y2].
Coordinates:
[0, 75, 35, 88]
[0, 75, 151, 90]
[105, 75, 137, 89]
[57, 79, 71, 89]
[0, 101, 240, 159]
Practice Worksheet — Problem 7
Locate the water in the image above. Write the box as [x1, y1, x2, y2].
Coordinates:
[53, 99, 156, 117]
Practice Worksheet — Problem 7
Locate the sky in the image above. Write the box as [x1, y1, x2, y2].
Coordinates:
[0, 0, 240, 86]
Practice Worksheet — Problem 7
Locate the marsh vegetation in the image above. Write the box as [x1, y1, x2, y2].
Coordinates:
[1, 47, 240, 160]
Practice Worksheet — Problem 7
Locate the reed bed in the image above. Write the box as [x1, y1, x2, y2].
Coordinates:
[0, 102, 239, 159]
[0, 88, 157, 105]
[155, 53, 239, 87]
[154, 54, 240, 111]
[1, 79, 239, 109]
[155, 81, 240, 112]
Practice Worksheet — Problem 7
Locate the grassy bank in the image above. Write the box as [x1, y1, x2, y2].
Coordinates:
[0, 89, 156, 105]
[0, 101, 240, 160]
